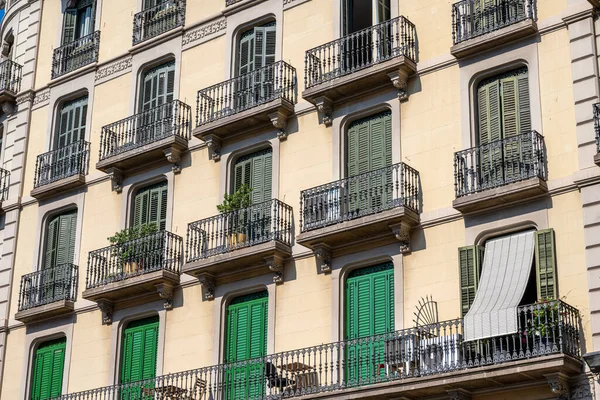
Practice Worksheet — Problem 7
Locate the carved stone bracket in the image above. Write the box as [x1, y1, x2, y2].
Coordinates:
[97, 300, 114, 325]
[155, 283, 175, 309]
[1, 101, 15, 115]
[265, 255, 284, 285]
[447, 389, 472, 400]
[205, 135, 222, 162]
[107, 167, 124, 193]
[390, 222, 411, 254]
[163, 147, 182, 173]
[313, 244, 332, 274]
[197, 273, 216, 301]
[314, 97, 333, 127]
[388, 70, 409, 102]
[546, 373, 571, 400]
[269, 111, 288, 140]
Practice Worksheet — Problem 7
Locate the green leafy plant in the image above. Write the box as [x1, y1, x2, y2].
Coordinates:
[217, 184, 252, 214]
[108, 223, 159, 265]
[529, 299, 561, 338]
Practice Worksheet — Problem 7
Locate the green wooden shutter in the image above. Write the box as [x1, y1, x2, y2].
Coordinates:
[56, 97, 87, 149]
[133, 182, 167, 230]
[30, 338, 66, 400]
[120, 316, 159, 385]
[45, 217, 60, 270]
[458, 245, 483, 317]
[535, 229, 557, 300]
[233, 149, 272, 205]
[45, 211, 77, 269]
[62, 8, 77, 45]
[516, 72, 531, 134]
[477, 78, 502, 185]
[238, 31, 254, 76]
[140, 62, 175, 112]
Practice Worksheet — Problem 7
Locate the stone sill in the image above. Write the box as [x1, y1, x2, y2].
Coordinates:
[15, 299, 75, 324]
[30, 174, 86, 200]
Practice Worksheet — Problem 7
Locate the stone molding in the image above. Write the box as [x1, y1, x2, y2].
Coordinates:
[95, 56, 133, 85]
[182, 18, 227, 50]
[32, 89, 50, 109]
[283, 0, 310, 10]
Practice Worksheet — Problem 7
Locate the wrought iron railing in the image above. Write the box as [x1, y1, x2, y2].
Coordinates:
[225, 0, 244, 5]
[454, 130, 546, 198]
[196, 60, 297, 127]
[304, 16, 416, 89]
[299, 162, 420, 233]
[452, 0, 534, 45]
[0, 167, 9, 201]
[18, 264, 78, 312]
[0, 59, 22, 94]
[186, 199, 293, 263]
[86, 230, 183, 290]
[594, 103, 600, 154]
[52, 31, 100, 79]
[99, 99, 192, 161]
[33, 140, 90, 188]
[53, 299, 579, 400]
[133, 0, 186, 45]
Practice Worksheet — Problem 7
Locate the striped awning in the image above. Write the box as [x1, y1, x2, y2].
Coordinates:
[464, 230, 535, 341]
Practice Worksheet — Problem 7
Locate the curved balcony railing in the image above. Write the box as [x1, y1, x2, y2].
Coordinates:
[196, 60, 297, 127]
[133, 0, 186, 45]
[452, 0, 534, 45]
[594, 103, 599, 154]
[52, 299, 579, 400]
[0, 59, 22, 94]
[52, 31, 100, 79]
[300, 162, 420, 233]
[33, 140, 90, 188]
[186, 199, 293, 263]
[86, 230, 183, 289]
[99, 99, 192, 161]
[17, 264, 78, 312]
[304, 16, 416, 89]
[453, 130, 546, 198]
[0, 167, 9, 201]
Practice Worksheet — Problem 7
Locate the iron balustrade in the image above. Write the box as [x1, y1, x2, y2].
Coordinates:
[33, 140, 90, 188]
[594, 103, 600, 154]
[299, 162, 420, 233]
[53, 299, 579, 400]
[196, 60, 297, 127]
[99, 99, 192, 161]
[132, 0, 186, 45]
[86, 230, 182, 289]
[0, 167, 9, 201]
[225, 0, 244, 5]
[17, 264, 78, 312]
[186, 199, 293, 263]
[454, 130, 546, 198]
[0, 59, 22, 94]
[304, 16, 416, 89]
[52, 31, 100, 79]
[452, 0, 534, 45]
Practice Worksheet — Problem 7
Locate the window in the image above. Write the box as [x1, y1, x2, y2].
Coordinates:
[341, 0, 390, 35]
[56, 96, 87, 149]
[139, 62, 175, 113]
[233, 149, 272, 204]
[238, 23, 276, 76]
[45, 210, 77, 270]
[224, 291, 268, 399]
[132, 182, 168, 231]
[30, 338, 66, 400]
[62, 0, 95, 45]
[120, 316, 159, 392]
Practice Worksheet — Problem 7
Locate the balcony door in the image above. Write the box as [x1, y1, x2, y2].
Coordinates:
[120, 316, 159, 397]
[30, 338, 66, 400]
[346, 263, 394, 384]
[62, 0, 95, 45]
[224, 291, 268, 400]
[132, 181, 168, 231]
[54, 97, 87, 180]
[476, 68, 530, 188]
[138, 61, 175, 145]
[42, 211, 77, 303]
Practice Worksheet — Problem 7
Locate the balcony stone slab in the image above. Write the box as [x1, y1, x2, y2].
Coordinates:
[30, 173, 86, 200]
[594, 152, 600, 166]
[452, 177, 548, 214]
[15, 299, 75, 324]
[451, 19, 537, 59]
[0, 89, 17, 111]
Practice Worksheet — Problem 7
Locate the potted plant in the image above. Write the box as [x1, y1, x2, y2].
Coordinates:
[528, 299, 561, 351]
[217, 184, 252, 248]
[108, 223, 158, 276]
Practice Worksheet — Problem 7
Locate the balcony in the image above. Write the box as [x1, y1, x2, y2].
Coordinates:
[15, 264, 78, 324]
[594, 103, 600, 165]
[194, 61, 297, 161]
[183, 199, 293, 295]
[31, 140, 90, 199]
[297, 163, 420, 271]
[52, 300, 581, 400]
[132, 0, 185, 46]
[0, 59, 22, 108]
[82, 231, 182, 323]
[453, 131, 547, 214]
[0, 167, 10, 206]
[451, 0, 536, 58]
[52, 31, 100, 79]
[303, 16, 417, 125]
[96, 100, 191, 184]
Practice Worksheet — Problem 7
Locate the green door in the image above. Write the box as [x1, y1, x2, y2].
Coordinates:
[54, 97, 87, 180]
[138, 62, 175, 143]
[346, 263, 394, 385]
[224, 291, 268, 400]
[346, 111, 392, 215]
[43, 211, 77, 303]
[30, 338, 66, 400]
[132, 182, 168, 231]
[120, 316, 159, 398]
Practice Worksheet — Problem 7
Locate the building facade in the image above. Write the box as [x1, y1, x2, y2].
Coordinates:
[0, 0, 597, 398]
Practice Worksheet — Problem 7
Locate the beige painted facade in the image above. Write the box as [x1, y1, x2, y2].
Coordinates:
[0, 0, 597, 399]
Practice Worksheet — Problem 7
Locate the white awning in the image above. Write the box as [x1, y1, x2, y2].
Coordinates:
[464, 230, 535, 341]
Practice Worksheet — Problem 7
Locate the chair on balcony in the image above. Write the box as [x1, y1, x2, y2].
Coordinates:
[265, 361, 295, 393]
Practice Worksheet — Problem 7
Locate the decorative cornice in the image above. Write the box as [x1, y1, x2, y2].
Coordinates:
[95, 56, 133, 84]
[32, 89, 50, 107]
[283, 0, 310, 10]
[16, 91, 34, 105]
[182, 18, 227, 49]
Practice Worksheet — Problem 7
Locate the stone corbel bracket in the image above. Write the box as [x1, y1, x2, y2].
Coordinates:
[265, 254, 285, 285]
[155, 283, 175, 309]
[447, 389, 472, 400]
[313, 244, 332, 274]
[269, 110, 288, 140]
[545, 372, 570, 400]
[388, 70, 409, 102]
[390, 222, 412, 254]
[314, 96, 333, 127]
[204, 134, 222, 162]
[163, 147, 182, 173]
[97, 300, 114, 325]
[197, 273, 216, 301]
[107, 167, 124, 193]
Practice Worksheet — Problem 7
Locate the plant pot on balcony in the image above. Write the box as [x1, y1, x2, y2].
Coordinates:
[227, 233, 247, 248]
[123, 261, 140, 275]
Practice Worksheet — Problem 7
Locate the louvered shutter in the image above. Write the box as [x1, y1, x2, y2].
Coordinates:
[45, 217, 60, 270]
[458, 245, 483, 317]
[516, 72, 531, 134]
[62, 8, 77, 45]
[535, 229, 557, 300]
[140, 62, 175, 112]
[120, 316, 159, 385]
[234, 150, 272, 204]
[477, 79, 502, 186]
[56, 211, 77, 266]
[133, 189, 150, 228]
[31, 338, 66, 400]
[56, 97, 87, 165]
[133, 182, 167, 230]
